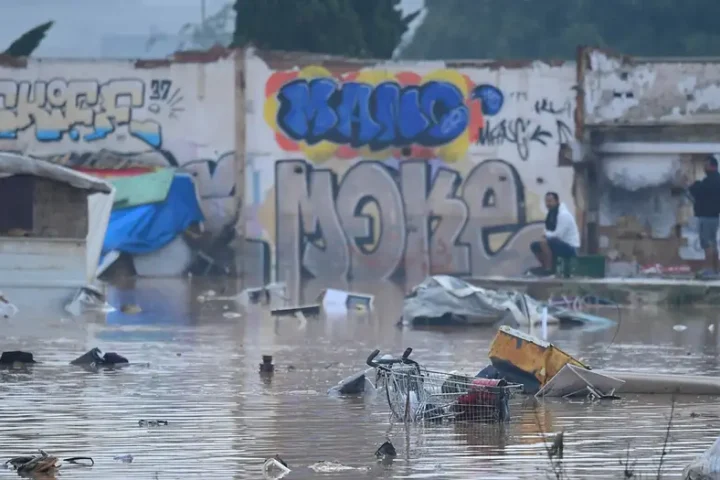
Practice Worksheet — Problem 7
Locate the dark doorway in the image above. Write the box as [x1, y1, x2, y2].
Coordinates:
[0, 175, 34, 234]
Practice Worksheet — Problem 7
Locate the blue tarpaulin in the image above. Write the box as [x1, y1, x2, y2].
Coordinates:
[102, 174, 204, 256]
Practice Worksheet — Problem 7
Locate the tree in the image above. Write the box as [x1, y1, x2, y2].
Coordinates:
[400, 0, 720, 60]
[4, 21, 53, 57]
[147, 3, 235, 53]
[233, 0, 420, 58]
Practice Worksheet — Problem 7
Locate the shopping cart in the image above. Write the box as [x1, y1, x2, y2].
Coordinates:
[367, 348, 522, 423]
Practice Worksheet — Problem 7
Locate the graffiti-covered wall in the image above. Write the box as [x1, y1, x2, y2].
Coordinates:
[0, 53, 238, 234]
[244, 50, 578, 299]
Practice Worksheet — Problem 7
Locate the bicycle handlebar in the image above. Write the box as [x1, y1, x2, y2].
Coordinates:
[366, 348, 416, 368]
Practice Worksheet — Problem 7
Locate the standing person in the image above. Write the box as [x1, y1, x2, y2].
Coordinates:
[529, 192, 581, 276]
[689, 155, 720, 276]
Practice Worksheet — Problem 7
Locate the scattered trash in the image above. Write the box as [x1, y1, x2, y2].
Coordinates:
[673, 324, 688, 332]
[120, 304, 142, 314]
[4, 450, 94, 475]
[0, 351, 37, 365]
[220, 282, 289, 308]
[64, 285, 113, 316]
[682, 435, 720, 479]
[263, 455, 290, 479]
[401, 275, 617, 330]
[70, 348, 129, 367]
[488, 326, 589, 394]
[308, 461, 367, 473]
[271, 304, 321, 317]
[328, 368, 374, 396]
[375, 441, 397, 459]
[138, 420, 168, 427]
[294, 310, 308, 330]
[260, 355, 275, 374]
[317, 289, 374, 314]
[113, 454, 133, 463]
[0, 291, 19, 319]
[536, 364, 624, 399]
[222, 311, 242, 319]
[710, 324, 716, 333]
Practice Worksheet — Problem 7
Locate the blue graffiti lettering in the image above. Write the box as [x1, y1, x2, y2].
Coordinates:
[276, 78, 469, 150]
[472, 84, 504, 116]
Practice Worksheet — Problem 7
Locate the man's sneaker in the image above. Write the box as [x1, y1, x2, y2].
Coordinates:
[525, 266, 555, 278]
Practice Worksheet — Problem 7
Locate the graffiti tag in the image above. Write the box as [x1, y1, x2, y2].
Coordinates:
[275, 158, 544, 298]
[479, 118, 573, 161]
[276, 78, 470, 150]
[0, 78, 181, 148]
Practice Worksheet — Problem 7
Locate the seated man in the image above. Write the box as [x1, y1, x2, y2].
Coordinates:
[529, 192, 581, 276]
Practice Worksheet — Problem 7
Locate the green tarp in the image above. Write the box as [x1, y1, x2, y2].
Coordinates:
[110, 169, 175, 209]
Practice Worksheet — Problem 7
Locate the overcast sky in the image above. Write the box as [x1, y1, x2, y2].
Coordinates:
[0, 0, 425, 58]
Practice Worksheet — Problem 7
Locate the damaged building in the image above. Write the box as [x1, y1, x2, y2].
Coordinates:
[576, 46, 720, 269]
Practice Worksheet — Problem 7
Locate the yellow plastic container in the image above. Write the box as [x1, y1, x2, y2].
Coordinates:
[488, 326, 588, 392]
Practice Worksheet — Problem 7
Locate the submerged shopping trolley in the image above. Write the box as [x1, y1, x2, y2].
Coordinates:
[367, 348, 522, 423]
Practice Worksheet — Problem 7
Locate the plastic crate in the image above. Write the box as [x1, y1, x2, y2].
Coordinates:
[554, 255, 606, 278]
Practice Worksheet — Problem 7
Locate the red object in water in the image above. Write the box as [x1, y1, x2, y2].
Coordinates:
[457, 378, 503, 405]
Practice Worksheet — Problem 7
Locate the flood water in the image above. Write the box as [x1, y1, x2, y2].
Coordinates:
[2, 278, 720, 479]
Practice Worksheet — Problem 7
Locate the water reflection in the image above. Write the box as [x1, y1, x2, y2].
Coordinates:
[0, 279, 720, 479]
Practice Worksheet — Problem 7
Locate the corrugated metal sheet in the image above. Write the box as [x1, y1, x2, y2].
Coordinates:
[0, 153, 112, 193]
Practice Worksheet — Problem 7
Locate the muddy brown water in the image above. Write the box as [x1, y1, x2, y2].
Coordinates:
[1, 278, 720, 479]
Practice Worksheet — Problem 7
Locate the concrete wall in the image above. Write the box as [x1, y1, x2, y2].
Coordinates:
[581, 48, 720, 266]
[583, 49, 720, 125]
[0, 52, 238, 235]
[34, 178, 89, 238]
[244, 49, 578, 300]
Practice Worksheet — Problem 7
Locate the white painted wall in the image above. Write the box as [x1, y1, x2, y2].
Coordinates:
[0, 56, 238, 232]
[584, 49, 720, 125]
[244, 50, 577, 298]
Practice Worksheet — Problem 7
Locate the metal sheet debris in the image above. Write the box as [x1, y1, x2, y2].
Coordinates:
[536, 364, 625, 399]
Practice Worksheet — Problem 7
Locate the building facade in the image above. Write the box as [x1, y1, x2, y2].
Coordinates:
[3, 46, 716, 294]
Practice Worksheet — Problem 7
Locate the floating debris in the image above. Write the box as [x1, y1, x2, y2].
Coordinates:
[138, 420, 168, 427]
[673, 325, 688, 332]
[0, 351, 37, 365]
[260, 355, 275, 374]
[0, 291, 19, 319]
[263, 455, 290, 479]
[222, 311, 242, 319]
[375, 441, 397, 459]
[113, 454, 133, 463]
[308, 461, 368, 473]
[120, 304, 142, 314]
[70, 348, 128, 367]
[5, 450, 94, 475]
[682, 435, 720, 479]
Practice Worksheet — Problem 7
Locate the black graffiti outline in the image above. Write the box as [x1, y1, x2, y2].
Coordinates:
[478, 118, 553, 161]
[274, 158, 542, 291]
[534, 98, 572, 116]
[474, 159, 529, 255]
